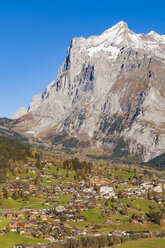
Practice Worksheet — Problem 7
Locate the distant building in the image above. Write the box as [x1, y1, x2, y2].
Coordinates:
[100, 186, 115, 198]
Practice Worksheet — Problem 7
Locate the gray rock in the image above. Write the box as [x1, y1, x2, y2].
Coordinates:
[14, 21, 165, 161]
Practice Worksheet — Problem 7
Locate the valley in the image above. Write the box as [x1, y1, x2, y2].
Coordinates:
[0, 136, 164, 248]
[1, 20, 165, 248]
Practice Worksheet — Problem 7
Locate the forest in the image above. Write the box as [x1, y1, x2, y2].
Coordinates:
[0, 135, 31, 181]
[146, 152, 165, 170]
[63, 157, 93, 180]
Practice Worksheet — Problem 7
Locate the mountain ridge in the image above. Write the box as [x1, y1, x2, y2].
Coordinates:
[12, 21, 165, 162]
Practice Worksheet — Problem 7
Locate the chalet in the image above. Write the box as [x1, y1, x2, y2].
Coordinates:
[18, 214, 25, 219]
[24, 222, 36, 228]
[31, 209, 39, 215]
[9, 221, 18, 228]
[130, 219, 139, 224]
[54, 217, 60, 222]
[10, 227, 17, 232]
[24, 190, 30, 195]
[6, 213, 13, 219]
[48, 213, 56, 218]
[47, 162, 53, 166]
[52, 223, 60, 229]
[40, 214, 47, 221]
[100, 186, 115, 198]
[0, 230, 5, 235]
[29, 185, 38, 191]
[44, 235, 54, 242]
[77, 229, 87, 235]
[13, 244, 32, 248]
[88, 231, 101, 236]
[108, 231, 126, 236]
[125, 231, 151, 236]
[56, 205, 65, 212]
[153, 185, 163, 193]
[83, 187, 95, 193]
[29, 215, 37, 220]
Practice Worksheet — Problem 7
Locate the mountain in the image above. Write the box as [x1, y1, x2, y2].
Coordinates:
[0, 117, 28, 142]
[12, 107, 27, 119]
[13, 21, 165, 162]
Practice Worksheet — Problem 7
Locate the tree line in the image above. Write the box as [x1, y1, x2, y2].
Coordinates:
[63, 158, 92, 180]
[0, 135, 31, 181]
[49, 231, 165, 248]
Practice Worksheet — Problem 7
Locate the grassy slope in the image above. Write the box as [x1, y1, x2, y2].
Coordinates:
[0, 217, 10, 229]
[2, 197, 49, 210]
[81, 208, 105, 224]
[0, 232, 47, 248]
[110, 170, 135, 179]
[115, 238, 165, 248]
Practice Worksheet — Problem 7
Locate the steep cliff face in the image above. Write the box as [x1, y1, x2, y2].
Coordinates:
[13, 21, 165, 161]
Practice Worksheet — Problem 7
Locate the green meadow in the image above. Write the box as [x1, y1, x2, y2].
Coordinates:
[0, 232, 47, 248]
[115, 238, 165, 248]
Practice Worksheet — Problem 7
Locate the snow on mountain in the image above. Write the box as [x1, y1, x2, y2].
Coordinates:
[68, 21, 165, 61]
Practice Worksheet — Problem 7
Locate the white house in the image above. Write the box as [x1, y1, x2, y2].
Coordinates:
[100, 186, 115, 198]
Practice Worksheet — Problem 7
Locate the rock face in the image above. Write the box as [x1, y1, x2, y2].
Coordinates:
[12, 107, 27, 119]
[14, 21, 165, 161]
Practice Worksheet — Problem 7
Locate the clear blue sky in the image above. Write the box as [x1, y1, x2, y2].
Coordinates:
[0, 0, 165, 118]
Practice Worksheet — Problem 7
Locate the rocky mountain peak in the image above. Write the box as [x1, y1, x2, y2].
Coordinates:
[12, 107, 27, 119]
[100, 21, 129, 36]
[66, 21, 165, 64]
[13, 22, 165, 162]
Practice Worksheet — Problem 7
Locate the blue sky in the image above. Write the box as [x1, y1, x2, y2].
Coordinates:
[0, 0, 165, 118]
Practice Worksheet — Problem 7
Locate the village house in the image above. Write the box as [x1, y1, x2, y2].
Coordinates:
[56, 205, 65, 213]
[100, 186, 115, 198]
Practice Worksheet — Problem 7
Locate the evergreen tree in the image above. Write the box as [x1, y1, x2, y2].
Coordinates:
[2, 187, 8, 199]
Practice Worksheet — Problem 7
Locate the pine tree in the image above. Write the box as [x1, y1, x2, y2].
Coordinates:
[12, 190, 18, 200]
[2, 187, 8, 199]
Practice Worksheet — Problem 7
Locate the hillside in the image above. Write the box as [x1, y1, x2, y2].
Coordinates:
[146, 152, 165, 170]
[0, 118, 27, 142]
[0, 135, 31, 181]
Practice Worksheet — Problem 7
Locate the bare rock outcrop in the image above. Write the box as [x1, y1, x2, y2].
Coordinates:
[13, 22, 165, 161]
